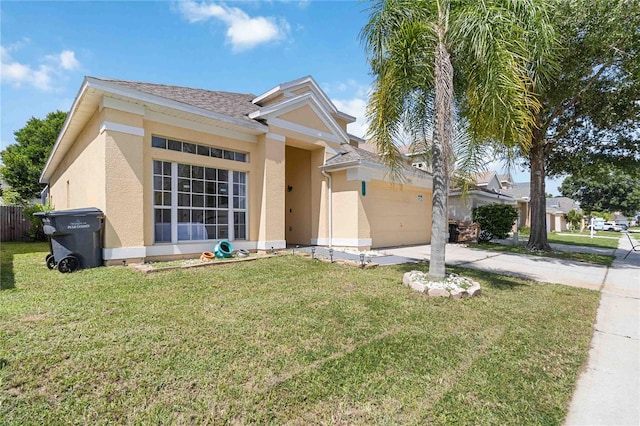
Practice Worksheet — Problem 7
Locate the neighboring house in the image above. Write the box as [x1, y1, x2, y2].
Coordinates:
[545, 197, 582, 232]
[448, 171, 516, 223]
[40, 75, 433, 265]
[503, 182, 531, 229]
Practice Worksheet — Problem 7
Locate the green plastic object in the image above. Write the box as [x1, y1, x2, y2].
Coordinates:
[214, 240, 234, 258]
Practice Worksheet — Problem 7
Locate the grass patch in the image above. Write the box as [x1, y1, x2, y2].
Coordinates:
[547, 232, 621, 250]
[475, 242, 615, 266]
[1, 242, 599, 425]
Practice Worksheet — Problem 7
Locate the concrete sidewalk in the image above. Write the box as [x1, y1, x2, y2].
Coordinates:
[386, 236, 640, 425]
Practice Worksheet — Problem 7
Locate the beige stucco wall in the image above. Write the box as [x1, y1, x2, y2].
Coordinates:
[279, 105, 331, 134]
[48, 108, 106, 212]
[330, 171, 361, 243]
[255, 133, 285, 247]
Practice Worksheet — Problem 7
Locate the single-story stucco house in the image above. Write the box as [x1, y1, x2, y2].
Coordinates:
[40, 75, 434, 265]
[448, 171, 516, 223]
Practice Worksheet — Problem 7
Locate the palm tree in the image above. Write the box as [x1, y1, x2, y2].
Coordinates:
[361, 0, 556, 280]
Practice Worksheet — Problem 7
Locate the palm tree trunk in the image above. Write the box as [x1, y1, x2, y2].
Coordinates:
[527, 127, 551, 250]
[429, 35, 454, 281]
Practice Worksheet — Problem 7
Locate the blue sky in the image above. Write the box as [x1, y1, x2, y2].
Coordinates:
[0, 0, 562, 193]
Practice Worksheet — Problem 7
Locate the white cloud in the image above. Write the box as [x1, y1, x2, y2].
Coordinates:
[332, 96, 369, 139]
[1, 46, 81, 91]
[58, 50, 81, 70]
[177, 1, 289, 52]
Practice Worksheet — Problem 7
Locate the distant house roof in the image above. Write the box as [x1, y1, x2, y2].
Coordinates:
[93, 77, 260, 124]
[546, 197, 581, 213]
[504, 182, 530, 201]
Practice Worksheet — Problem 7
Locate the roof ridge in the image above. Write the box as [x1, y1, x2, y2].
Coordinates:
[90, 76, 256, 97]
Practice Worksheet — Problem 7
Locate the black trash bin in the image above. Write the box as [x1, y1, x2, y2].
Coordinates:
[448, 223, 460, 243]
[34, 208, 104, 273]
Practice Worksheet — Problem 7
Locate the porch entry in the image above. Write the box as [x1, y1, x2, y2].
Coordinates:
[284, 145, 312, 246]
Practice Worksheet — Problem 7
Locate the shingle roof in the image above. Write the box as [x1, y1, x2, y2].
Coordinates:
[504, 182, 530, 200]
[324, 143, 427, 176]
[546, 197, 581, 213]
[93, 77, 260, 123]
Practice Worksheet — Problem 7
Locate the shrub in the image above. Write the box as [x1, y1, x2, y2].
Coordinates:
[472, 204, 519, 242]
[566, 209, 583, 231]
[23, 203, 52, 241]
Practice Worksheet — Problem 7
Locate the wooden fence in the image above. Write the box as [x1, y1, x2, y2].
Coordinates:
[1, 206, 32, 242]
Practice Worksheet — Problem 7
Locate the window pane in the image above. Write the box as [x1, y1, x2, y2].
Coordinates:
[178, 179, 191, 191]
[205, 211, 217, 224]
[218, 183, 228, 195]
[217, 211, 228, 224]
[192, 194, 204, 207]
[183, 143, 196, 154]
[178, 193, 190, 206]
[192, 180, 204, 193]
[233, 197, 245, 209]
[205, 167, 216, 180]
[223, 150, 234, 160]
[206, 196, 216, 208]
[205, 182, 215, 194]
[153, 176, 162, 190]
[163, 192, 171, 206]
[211, 148, 222, 158]
[192, 166, 204, 179]
[206, 225, 217, 240]
[178, 209, 190, 223]
[152, 136, 166, 149]
[154, 191, 163, 206]
[192, 209, 204, 224]
[163, 177, 172, 191]
[163, 161, 172, 175]
[154, 208, 171, 243]
[218, 196, 228, 208]
[153, 160, 162, 175]
[168, 139, 182, 151]
[235, 152, 247, 162]
[178, 164, 191, 178]
[218, 169, 228, 181]
[218, 227, 229, 239]
[177, 224, 190, 241]
[197, 145, 210, 156]
[234, 171, 246, 184]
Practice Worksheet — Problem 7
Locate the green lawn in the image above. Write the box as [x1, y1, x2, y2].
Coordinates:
[472, 231, 620, 265]
[547, 231, 622, 250]
[1, 242, 599, 425]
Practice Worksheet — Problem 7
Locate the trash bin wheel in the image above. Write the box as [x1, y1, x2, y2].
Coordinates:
[58, 255, 80, 273]
[46, 254, 56, 270]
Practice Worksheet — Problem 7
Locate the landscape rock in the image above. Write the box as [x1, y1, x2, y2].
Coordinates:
[402, 271, 481, 298]
[409, 281, 428, 293]
[427, 287, 450, 298]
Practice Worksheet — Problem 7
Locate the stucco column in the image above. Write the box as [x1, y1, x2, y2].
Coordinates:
[102, 123, 145, 259]
[256, 133, 286, 250]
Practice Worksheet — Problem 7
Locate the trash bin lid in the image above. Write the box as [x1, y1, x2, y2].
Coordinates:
[34, 207, 104, 218]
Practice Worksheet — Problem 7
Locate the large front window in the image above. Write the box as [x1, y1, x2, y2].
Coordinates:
[153, 160, 247, 243]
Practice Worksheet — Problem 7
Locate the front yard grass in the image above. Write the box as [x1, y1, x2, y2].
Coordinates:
[547, 231, 622, 249]
[1, 242, 599, 425]
[475, 242, 615, 266]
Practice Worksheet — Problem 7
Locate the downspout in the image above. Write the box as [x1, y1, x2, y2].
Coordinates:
[321, 168, 332, 248]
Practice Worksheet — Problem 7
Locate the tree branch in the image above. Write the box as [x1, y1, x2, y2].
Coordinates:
[541, 61, 613, 133]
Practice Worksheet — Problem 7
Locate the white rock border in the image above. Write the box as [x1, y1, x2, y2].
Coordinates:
[402, 270, 481, 298]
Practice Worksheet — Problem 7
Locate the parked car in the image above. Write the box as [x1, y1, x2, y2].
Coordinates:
[602, 222, 622, 232]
